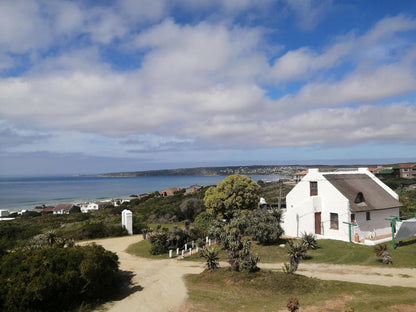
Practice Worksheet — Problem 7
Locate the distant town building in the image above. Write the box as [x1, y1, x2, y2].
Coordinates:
[399, 164, 416, 179]
[160, 187, 181, 196]
[53, 203, 80, 214]
[185, 184, 202, 195]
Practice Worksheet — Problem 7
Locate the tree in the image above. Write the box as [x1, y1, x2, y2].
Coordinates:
[246, 209, 283, 244]
[203, 174, 260, 220]
[285, 240, 308, 273]
[180, 198, 203, 221]
[194, 211, 215, 237]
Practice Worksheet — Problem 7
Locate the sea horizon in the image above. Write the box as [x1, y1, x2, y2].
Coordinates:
[0, 174, 285, 212]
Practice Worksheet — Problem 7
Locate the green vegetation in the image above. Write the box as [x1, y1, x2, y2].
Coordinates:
[0, 209, 131, 251]
[199, 246, 220, 270]
[122, 187, 210, 223]
[128, 236, 416, 269]
[0, 244, 120, 312]
[184, 269, 416, 312]
[257, 180, 294, 205]
[126, 239, 170, 260]
[204, 174, 260, 220]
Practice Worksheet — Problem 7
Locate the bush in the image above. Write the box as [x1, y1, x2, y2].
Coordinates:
[194, 211, 214, 237]
[148, 231, 168, 255]
[247, 209, 283, 244]
[0, 244, 119, 311]
[301, 232, 317, 250]
[200, 246, 220, 270]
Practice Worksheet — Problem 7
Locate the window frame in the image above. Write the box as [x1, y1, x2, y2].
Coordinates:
[310, 181, 318, 196]
[330, 212, 339, 230]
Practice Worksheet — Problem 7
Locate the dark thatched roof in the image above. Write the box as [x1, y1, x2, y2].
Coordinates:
[323, 174, 402, 212]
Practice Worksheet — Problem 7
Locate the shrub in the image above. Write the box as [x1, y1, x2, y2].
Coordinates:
[148, 231, 168, 255]
[374, 244, 392, 264]
[194, 211, 214, 237]
[246, 209, 283, 244]
[301, 232, 317, 250]
[200, 246, 220, 270]
[286, 240, 308, 273]
[287, 297, 300, 312]
[0, 244, 119, 311]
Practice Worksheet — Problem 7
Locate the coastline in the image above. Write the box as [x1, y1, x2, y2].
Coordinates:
[0, 174, 286, 212]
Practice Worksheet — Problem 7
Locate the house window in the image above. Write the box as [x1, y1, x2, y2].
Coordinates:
[351, 213, 356, 223]
[310, 181, 318, 196]
[354, 192, 364, 203]
[330, 213, 339, 230]
[366, 211, 371, 221]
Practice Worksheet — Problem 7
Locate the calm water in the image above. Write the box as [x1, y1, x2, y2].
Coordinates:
[0, 175, 282, 211]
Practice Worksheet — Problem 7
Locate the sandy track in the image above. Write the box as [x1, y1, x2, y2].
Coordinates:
[81, 236, 416, 312]
[80, 235, 204, 312]
[260, 262, 416, 288]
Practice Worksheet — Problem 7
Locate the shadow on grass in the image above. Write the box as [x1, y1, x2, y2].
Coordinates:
[397, 237, 416, 247]
[113, 270, 144, 301]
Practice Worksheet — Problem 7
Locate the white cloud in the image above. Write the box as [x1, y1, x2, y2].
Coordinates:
[0, 0, 52, 53]
[285, 63, 416, 107]
[268, 15, 416, 84]
[0, 2, 415, 164]
[285, 0, 333, 30]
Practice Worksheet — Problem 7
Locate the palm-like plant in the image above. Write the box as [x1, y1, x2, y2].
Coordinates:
[286, 240, 308, 273]
[200, 246, 220, 270]
[301, 232, 317, 250]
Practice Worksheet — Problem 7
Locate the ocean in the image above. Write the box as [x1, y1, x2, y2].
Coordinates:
[0, 175, 283, 211]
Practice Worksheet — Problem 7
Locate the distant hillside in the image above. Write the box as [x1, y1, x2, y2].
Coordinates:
[87, 165, 334, 177]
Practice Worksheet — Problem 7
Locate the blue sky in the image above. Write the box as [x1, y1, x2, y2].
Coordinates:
[1, 0, 416, 175]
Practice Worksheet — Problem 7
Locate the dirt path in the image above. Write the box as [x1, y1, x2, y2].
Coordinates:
[260, 262, 416, 288]
[80, 235, 204, 312]
[82, 236, 416, 312]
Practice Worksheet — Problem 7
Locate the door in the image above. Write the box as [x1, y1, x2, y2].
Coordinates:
[315, 212, 321, 235]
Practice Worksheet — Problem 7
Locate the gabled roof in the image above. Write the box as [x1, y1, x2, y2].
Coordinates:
[400, 163, 416, 169]
[323, 174, 402, 212]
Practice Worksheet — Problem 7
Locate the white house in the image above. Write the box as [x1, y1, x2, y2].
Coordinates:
[282, 168, 402, 244]
[80, 201, 110, 213]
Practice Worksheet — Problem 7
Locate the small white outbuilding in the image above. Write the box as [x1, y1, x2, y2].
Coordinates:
[122, 209, 133, 235]
[282, 168, 402, 244]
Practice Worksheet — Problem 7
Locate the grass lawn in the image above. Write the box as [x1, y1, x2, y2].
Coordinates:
[184, 268, 416, 312]
[126, 236, 416, 268]
[125, 239, 170, 259]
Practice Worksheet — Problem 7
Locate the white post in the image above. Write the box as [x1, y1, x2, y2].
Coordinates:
[189, 248, 192, 255]
[176, 248, 179, 255]
[121, 209, 133, 235]
[192, 240, 194, 248]
[184, 243, 188, 250]
[196, 246, 199, 252]
[181, 250, 185, 258]
[169, 250, 173, 258]
[206, 236, 209, 243]
[208, 239, 211, 246]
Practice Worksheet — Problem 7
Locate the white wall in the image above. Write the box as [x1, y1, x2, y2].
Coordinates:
[284, 168, 399, 243]
[353, 207, 399, 240]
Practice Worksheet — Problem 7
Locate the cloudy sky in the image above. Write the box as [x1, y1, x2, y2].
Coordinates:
[1, 0, 416, 175]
